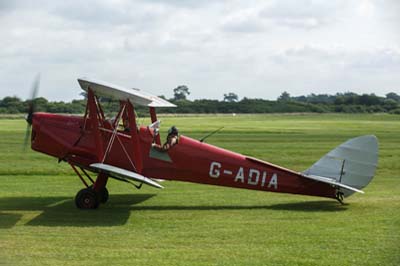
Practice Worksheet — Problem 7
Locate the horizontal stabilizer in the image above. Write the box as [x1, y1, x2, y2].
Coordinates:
[302, 174, 364, 194]
[90, 163, 163, 189]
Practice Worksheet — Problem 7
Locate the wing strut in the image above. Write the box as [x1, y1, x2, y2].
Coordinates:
[101, 103, 126, 163]
[127, 100, 143, 173]
[149, 107, 161, 145]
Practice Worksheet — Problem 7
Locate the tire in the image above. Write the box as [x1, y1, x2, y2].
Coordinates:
[75, 188, 99, 209]
[87, 185, 109, 204]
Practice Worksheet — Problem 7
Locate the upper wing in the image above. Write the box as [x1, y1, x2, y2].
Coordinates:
[78, 77, 176, 108]
[90, 163, 164, 189]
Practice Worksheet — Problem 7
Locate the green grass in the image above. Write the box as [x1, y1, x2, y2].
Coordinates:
[0, 114, 399, 266]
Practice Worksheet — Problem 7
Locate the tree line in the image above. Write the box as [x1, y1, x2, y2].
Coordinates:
[1, 86, 400, 115]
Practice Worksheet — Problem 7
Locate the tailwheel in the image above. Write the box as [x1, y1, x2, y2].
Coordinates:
[75, 188, 99, 209]
[335, 191, 345, 205]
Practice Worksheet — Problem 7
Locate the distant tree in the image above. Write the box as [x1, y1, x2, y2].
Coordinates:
[334, 96, 344, 105]
[277, 91, 291, 102]
[0, 96, 22, 106]
[1, 89, 400, 115]
[386, 92, 400, 102]
[32, 97, 48, 112]
[0, 96, 24, 113]
[291, 93, 335, 104]
[358, 94, 381, 106]
[223, 92, 239, 102]
[173, 85, 190, 101]
[383, 99, 398, 111]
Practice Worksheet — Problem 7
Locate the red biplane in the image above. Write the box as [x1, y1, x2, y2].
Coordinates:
[26, 77, 379, 209]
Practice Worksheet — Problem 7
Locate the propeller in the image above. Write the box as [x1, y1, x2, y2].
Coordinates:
[23, 74, 40, 149]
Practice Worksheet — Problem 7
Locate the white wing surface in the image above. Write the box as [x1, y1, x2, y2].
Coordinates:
[78, 77, 176, 108]
[90, 163, 164, 189]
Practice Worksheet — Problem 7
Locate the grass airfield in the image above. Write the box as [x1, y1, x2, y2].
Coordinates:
[0, 114, 399, 266]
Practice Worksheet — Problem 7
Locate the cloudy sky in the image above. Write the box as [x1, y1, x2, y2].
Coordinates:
[0, 0, 399, 101]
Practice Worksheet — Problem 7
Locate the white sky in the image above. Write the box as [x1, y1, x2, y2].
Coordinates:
[0, 0, 399, 101]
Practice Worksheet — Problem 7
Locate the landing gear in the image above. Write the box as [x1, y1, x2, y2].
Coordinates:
[75, 188, 99, 209]
[70, 164, 110, 209]
[98, 187, 109, 204]
[74, 187, 109, 209]
[335, 191, 345, 205]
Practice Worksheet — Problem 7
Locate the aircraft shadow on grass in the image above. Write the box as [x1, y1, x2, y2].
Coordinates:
[0, 194, 155, 228]
[0, 195, 348, 228]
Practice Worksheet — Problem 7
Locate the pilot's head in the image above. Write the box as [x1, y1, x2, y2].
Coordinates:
[168, 126, 179, 136]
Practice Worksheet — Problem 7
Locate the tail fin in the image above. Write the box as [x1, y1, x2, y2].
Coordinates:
[303, 135, 379, 198]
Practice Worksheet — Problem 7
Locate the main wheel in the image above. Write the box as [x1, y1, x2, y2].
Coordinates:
[87, 185, 109, 204]
[75, 188, 99, 209]
[99, 187, 109, 204]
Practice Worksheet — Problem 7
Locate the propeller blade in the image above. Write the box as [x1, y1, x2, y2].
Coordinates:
[30, 73, 40, 100]
[23, 73, 40, 150]
[26, 73, 40, 125]
[23, 124, 31, 150]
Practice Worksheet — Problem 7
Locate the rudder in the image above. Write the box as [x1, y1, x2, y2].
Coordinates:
[303, 135, 379, 197]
